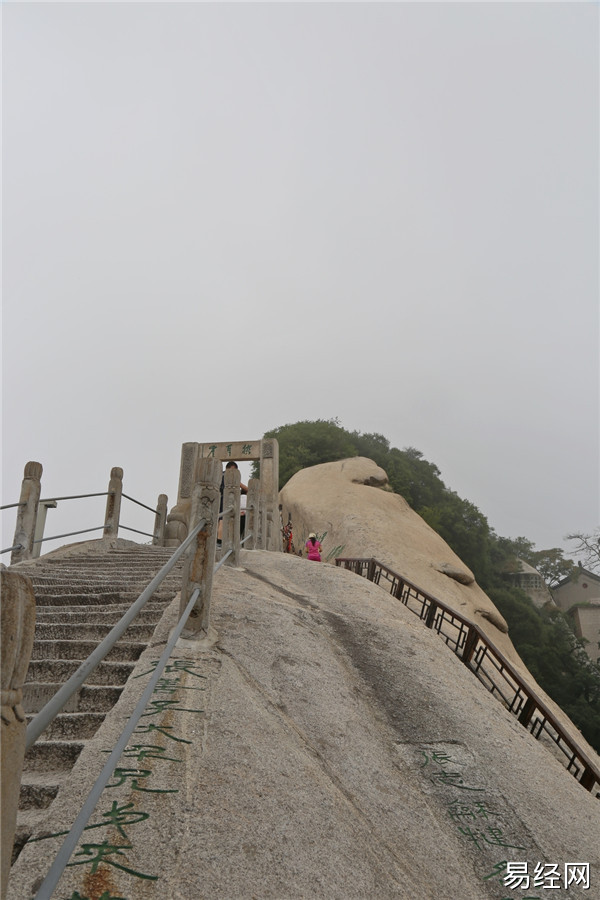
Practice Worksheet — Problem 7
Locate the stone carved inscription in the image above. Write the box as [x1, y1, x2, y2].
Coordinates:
[29, 656, 219, 899]
[395, 741, 542, 899]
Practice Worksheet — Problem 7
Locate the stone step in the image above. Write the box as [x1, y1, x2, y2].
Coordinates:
[51, 568, 180, 580]
[19, 779, 59, 811]
[10, 541, 185, 865]
[33, 622, 157, 642]
[29, 554, 182, 577]
[30, 640, 145, 662]
[24, 683, 123, 714]
[30, 592, 126, 607]
[30, 567, 178, 579]
[26, 660, 134, 686]
[23, 740, 86, 774]
[26, 711, 106, 741]
[33, 578, 181, 606]
[33, 608, 163, 625]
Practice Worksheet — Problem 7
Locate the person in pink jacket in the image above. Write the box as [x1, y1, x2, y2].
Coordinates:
[305, 533, 323, 561]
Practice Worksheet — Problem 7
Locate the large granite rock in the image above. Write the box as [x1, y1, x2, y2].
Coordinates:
[281, 457, 506, 632]
[280, 457, 597, 759]
[8, 550, 600, 900]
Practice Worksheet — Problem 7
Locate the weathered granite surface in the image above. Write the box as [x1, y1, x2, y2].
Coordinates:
[280, 457, 600, 758]
[8, 550, 600, 900]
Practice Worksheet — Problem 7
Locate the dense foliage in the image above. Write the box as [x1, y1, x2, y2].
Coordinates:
[260, 419, 600, 752]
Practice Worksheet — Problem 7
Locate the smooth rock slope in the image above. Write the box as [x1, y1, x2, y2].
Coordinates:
[281, 457, 598, 760]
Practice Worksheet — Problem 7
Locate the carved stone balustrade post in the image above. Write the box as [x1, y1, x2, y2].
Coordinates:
[152, 494, 168, 546]
[179, 458, 220, 643]
[10, 462, 43, 564]
[32, 499, 57, 559]
[103, 467, 123, 538]
[222, 466, 241, 567]
[1, 567, 36, 900]
[259, 439, 281, 552]
[245, 478, 259, 550]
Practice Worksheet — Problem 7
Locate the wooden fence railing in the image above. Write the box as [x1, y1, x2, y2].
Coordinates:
[335, 557, 600, 797]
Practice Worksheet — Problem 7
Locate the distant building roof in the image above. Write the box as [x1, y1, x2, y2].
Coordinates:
[504, 559, 555, 609]
[553, 565, 600, 590]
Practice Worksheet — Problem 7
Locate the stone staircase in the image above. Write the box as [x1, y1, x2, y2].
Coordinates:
[9, 542, 185, 862]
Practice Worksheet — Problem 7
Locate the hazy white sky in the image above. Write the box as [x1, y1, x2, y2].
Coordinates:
[2, 1, 598, 558]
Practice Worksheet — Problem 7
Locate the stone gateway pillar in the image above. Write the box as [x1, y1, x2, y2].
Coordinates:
[179, 458, 221, 643]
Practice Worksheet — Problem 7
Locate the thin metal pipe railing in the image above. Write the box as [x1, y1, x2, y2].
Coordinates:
[119, 525, 155, 538]
[1, 543, 24, 555]
[25, 517, 207, 749]
[0, 501, 26, 510]
[121, 493, 159, 514]
[38, 492, 111, 503]
[31, 526, 106, 546]
[214, 548, 233, 571]
[32, 584, 201, 900]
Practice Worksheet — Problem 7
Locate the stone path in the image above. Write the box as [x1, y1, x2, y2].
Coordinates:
[9, 543, 185, 864]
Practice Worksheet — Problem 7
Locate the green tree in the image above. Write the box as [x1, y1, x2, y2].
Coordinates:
[526, 548, 575, 587]
[259, 419, 358, 489]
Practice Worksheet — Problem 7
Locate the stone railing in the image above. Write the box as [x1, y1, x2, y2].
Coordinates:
[2, 462, 168, 563]
[336, 556, 600, 798]
[0, 455, 264, 897]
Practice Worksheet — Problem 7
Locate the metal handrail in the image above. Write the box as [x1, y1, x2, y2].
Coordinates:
[1, 543, 24, 555]
[336, 556, 600, 795]
[25, 517, 207, 749]
[32, 585, 201, 900]
[31, 525, 106, 546]
[30, 522, 252, 898]
[3, 489, 162, 548]
[121, 492, 160, 514]
[119, 524, 155, 538]
[37, 492, 110, 503]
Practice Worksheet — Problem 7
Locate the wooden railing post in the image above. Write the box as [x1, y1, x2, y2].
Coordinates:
[1, 568, 36, 900]
[179, 458, 220, 643]
[424, 600, 438, 629]
[10, 462, 43, 564]
[393, 579, 405, 601]
[517, 697, 536, 728]
[103, 467, 123, 538]
[152, 493, 168, 546]
[462, 626, 479, 668]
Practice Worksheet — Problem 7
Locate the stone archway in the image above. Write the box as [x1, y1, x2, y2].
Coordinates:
[164, 439, 280, 551]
